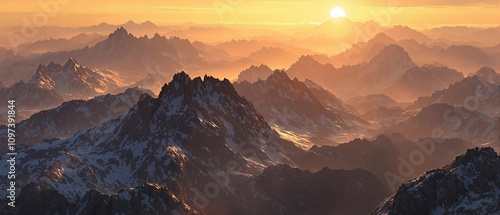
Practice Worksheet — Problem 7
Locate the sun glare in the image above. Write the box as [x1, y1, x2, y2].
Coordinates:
[330, 6, 346, 19]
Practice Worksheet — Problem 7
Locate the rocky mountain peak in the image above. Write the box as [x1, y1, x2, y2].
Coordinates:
[108, 27, 133, 41]
[451, 147, 498, 168]
[372, 147, 500, 214]
[158, 71, 236, 102]
[63, 57, 79, 69]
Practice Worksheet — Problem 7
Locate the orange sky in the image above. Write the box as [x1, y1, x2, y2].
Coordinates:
[0, 0, 499, 28]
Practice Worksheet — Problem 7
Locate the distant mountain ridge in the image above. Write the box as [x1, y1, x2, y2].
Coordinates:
[384, 65, 464, 102]
[287, 44, 416, 99]
[409, 75, 500, 117]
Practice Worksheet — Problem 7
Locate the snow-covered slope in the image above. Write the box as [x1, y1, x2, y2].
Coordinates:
[372, 147, 500, 214]
[0, 58, 126, 122]
[30, 57, 124, 99]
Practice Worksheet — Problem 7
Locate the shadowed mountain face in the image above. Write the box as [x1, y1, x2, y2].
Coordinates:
[9, 183, 196, 215]
[16, 33, 106, 56]
[372, 147, 500, 215]
[234, 71, 369, 148]
[234, 165, 390, 215]
[295, 134, 471, 192]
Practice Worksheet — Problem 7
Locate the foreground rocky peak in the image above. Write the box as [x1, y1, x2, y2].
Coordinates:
[0, 72, 302, 214]
[372, 147, 500, 215]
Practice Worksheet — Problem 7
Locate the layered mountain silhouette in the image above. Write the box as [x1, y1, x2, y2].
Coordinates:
[247, 47, 300, 69]
[361, 106, 407, 128]
[234, 71, 368, 148]
[373, 147, 500, 214]
[237, 64, 273, 83]
[2, 27, 222, 83]
[346, 94, 398, 114]
[112, 73, 165, 95]
[287, 45, 416, 99]
[436, 45, 499, 74]
[384, 65, 464, 102]
[410, 74, 500, 117]
[386, 103, 500, 146]
[16, 33, 105, 56]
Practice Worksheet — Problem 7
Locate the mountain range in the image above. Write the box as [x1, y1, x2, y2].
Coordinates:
[383, 65, 464, 102]
[0, 19, 499, 214]
[0, 58, 126, 122]
[0, 71, 498, 214]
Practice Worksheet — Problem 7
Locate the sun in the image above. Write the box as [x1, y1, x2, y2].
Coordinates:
[330, 6, 346, 19]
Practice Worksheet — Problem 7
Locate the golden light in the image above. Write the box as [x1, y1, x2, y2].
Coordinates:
[330, 6, 346, 19]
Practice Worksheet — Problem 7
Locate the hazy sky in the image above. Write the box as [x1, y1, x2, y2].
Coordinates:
[1, 0, 499, 28]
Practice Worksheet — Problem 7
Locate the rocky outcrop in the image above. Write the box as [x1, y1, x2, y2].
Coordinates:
[372, 147, 500, 214]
